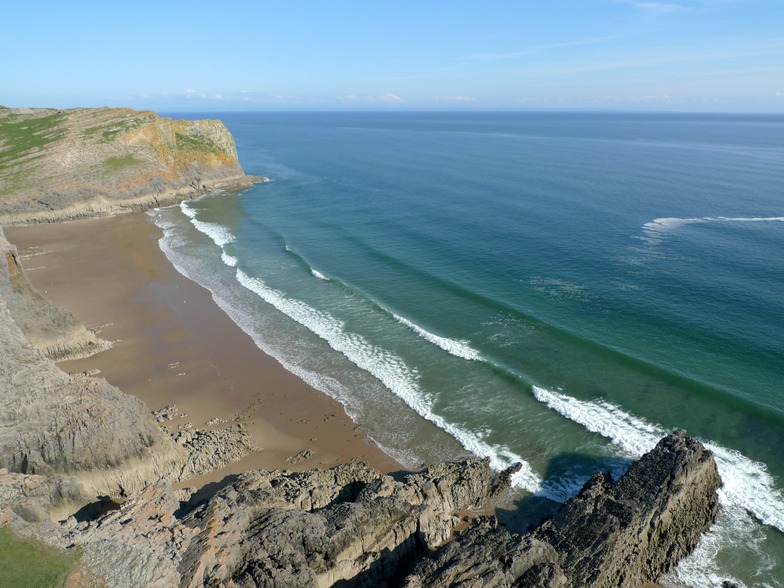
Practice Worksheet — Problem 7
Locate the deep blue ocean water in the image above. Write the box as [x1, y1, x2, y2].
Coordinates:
[153, 112, 784, 586]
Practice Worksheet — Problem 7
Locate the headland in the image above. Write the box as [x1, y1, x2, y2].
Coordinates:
[0, 106, 722, 587]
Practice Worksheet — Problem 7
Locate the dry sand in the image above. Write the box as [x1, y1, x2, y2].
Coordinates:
[5, 212, 401, 492]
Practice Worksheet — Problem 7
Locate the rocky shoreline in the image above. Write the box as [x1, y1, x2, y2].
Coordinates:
[0, 107, 723, 586]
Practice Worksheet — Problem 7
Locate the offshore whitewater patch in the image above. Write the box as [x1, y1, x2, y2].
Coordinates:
[641, 215, 784, 245]
[532, 385, 784, 587]
[310, 268, 330, 280]
[174, 201, 541, 492]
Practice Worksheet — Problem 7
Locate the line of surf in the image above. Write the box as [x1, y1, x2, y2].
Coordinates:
[234, 266, 541, 492]
[642, 215, 784, 244]
[531, 386, 784, 533]
[280, 240, 482, 361]
[532, 385, 784, 587]
[392, 313, 482, 361]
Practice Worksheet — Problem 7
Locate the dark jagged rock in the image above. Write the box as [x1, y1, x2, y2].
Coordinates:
[534, 431, 721, 587]
[179, 459, 518, 587]
[24, 459, 515, 588]
[15, 433, 720, 587]
[405, 431, 721, 588]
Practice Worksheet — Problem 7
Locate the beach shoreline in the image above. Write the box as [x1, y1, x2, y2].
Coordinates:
[5, 210, 401, 492]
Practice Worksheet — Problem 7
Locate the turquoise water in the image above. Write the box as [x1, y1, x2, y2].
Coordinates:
[153, 112, 784, 586]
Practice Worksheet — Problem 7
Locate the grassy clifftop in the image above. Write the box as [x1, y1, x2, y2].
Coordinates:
[0, 106, 257, 224]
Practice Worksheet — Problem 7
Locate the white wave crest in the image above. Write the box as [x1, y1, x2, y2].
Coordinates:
[180, 202, 236, 247]
[533, 385, 784, 586]
[641, 215, 784, 244]
[221, 252, 238, 267]
[235, 268, 541, 492]
[393, 314, 481, 361]
[532, 385, 784, 530]
[311, 268, 330, 280]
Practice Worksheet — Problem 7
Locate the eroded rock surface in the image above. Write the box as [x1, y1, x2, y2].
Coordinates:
[406, 431, 721, 588]
[4, 431, 720, 587]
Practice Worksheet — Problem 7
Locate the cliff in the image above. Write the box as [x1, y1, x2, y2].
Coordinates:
[0, 108, 722, 586]
[0, 228, 255, 517]
[9, 432, 720, 587]
[0, 106, 259, 225]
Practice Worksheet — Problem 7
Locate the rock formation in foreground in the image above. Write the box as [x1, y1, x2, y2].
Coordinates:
[11, 431, 719, 587]
[0, 105, 259, 225]
[406, 431, 721, 588]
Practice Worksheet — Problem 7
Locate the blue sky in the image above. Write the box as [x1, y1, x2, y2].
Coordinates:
[2, 1, 782, 112]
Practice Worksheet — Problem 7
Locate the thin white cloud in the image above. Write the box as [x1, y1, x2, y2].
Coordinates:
[436, 96, 478, 103]
[618, 0, 687, 13]
[338, 93, 403, 104]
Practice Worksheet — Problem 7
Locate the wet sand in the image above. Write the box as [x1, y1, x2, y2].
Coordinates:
[5, 212, 401, 491]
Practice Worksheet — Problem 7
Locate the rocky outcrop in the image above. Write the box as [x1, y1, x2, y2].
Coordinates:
[406, 431, 721, 588]
[0, 228, 184, 503]
[25, 458, 516, 588]
[0, 226, 258, 514]
[0, 106, 260, 225]
[12, 434, 720, 587]
[1, 229, 108, 360]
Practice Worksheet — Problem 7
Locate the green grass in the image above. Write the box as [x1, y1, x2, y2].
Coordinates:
[0, 527, 80, 587]
[0, 112, 66, 171]
[175, 131, 223, 154]
[83, 113, 154, 143]
[102, 154, 141, 172]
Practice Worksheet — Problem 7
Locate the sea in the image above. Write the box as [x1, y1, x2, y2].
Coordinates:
[152, 111, 784, 587]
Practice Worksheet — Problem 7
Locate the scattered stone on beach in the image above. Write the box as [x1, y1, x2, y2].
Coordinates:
[204, 416, 229, 426]
[152, 404, 182, 422]
[285, 449, 314, 465]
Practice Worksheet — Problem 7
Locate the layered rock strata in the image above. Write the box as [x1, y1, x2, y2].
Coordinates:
[0, 106, 259, 225]
[406, 431, 721, 588]
[14, 433, 720, 587]
[27, 459, 517, 588]
[2, 230, 108, 360]
[0, 228, 254, 514]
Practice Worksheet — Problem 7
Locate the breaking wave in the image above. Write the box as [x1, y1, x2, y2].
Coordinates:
[235, 267, 541, 492]
[641, 215, 784, 244]
[532, 385, 784, 586]
[393, 314, 481, 361]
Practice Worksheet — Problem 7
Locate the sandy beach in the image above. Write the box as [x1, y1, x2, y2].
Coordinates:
[5, 211, 401, 492]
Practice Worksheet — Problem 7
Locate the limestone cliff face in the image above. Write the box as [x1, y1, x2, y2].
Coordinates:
[2, 233, 108, 360]
[0, 106, 259, 224]
[0, 228, 185, 498]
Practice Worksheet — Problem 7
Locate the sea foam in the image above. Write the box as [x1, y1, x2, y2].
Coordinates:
[393, 314, 482, 361]
[532, 385, 784, 533]
[180, 201, 236, 248]
[532, 385, 784, 586]
[641, 215, 784, 244]
[311, 268, 330, 280]
[235, 267, 541, 492]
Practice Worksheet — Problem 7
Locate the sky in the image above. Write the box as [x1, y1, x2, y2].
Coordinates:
[2, 1, 783, 113]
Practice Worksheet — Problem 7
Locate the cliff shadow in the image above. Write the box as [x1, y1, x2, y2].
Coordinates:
[496, 452, 634, 535]
[175, 473, 241, 518]
[73, 495, 123, 523]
